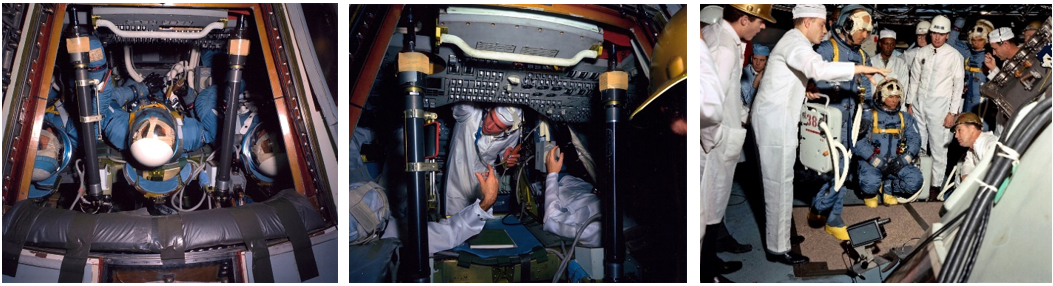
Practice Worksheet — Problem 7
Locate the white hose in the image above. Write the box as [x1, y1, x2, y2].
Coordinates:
[935, 165, 959, 201]
[819, 122, 850, 191]
[97, 20, 226, 40]
[440, 33, 598, 67]
[124, 45, 145, 82]
[552, 214, 602, 283]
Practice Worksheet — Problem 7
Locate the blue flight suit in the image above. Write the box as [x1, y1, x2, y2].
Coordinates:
[949, 28, 988, 123]
[29, 87, 80, 199]
[853, 108, 923, 198]
[811, 32, 873, 227]
[740, 64, 760, 109]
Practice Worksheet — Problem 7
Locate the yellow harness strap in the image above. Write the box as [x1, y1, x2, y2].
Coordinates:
[871, 110, 905, 134]
[965, 63, 982, 73]
[831, 37, 867, 95]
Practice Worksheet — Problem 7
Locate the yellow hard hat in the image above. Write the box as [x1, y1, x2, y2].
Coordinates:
[729, 4, 776, 24]
[631, 9, 686, 120]
[1024, 20, 1042, 31]
[954, 112, 983, 128]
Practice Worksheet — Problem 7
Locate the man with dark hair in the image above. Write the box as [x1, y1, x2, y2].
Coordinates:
[700, 4, 774, 280]
[951, 112, 998, 194]
[983, 26, 1023, 134]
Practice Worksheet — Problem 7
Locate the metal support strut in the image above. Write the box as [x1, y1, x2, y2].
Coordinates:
[399, 8, 431, 283]
[600, 41, 627, 282]
[66, 6, 104, 202]
[215, 14, 249, 200]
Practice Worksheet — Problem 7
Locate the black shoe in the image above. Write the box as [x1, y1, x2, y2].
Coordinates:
[927, 186, 942, 202]
[791, 235, 805, 245]
[718, 260, 743, 274]
[714, 222, 753, 254]
[712, 274, 734, 283]
[716, 238, 753, 254]
[766, 251, 810, 265]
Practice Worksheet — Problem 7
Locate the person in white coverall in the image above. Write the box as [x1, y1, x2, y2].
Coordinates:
[427, 165, 499, 254]
[699, 37, 720, 252]
[700, 4, 775, 277]
[948, 112, 999, 201]
[750, 4, 889, 265]
[445, 104, 523, 216]
[905, 15, 964, 200]
[542, 146, 601, 247]
[898, 20, 930, 107]
[873, 29, 911, 109]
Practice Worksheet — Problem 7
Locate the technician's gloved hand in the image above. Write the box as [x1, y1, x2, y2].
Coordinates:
[474, 165, 499, 211]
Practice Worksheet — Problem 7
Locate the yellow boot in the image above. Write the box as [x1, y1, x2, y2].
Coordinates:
[825, 224, 850, 241]
[883, 193, 898, 206]
[864, 195, 879, 208]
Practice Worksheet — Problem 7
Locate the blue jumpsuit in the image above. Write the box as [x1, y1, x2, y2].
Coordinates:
[740, 64, 760, 108]
[949, 29, 988, 124]
[811, 33, 873, 227]
[29, 87, 80, 199]
[853, 109, 923, 198]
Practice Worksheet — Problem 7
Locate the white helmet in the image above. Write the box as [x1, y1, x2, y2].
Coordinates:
[915, 20, 931, 35]
[32, 126, 64, 181]
[251, 130, 286, 177]
[970, 19, 994, 40]
[130, 115, 176, 168]
[930, 15, 952, 34]
[874, 78, 905, 110]
[701, 5, 723, 26]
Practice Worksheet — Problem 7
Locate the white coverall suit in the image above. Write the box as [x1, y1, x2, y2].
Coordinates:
[543, 173, 601, 247]
[907, 44, 964, 188]
[699, 38, 721, 242]
[445, 104, 521, 215]
[750, 29, 855, 254]
[700, 20, 747, 226]
[872, 54, 910, 109]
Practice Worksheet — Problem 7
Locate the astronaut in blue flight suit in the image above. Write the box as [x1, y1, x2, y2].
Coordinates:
[809, 5, 875, 240]
[948, 18, 994, 129]
[29, 86, 80, 199]
[82, 34, 219, 199]
[854, 78, 923, 209]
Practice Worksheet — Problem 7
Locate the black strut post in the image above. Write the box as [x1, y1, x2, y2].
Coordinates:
[215, 15, 249, 200]
[66, 6, 103, 202]
[600, 42, 626, 282]
[399, 8, 431, 283]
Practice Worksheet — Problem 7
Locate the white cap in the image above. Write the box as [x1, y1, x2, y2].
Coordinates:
[916, 20, 931, 34]
[793, 4, 826, 20]
[701, 5, 723, 25]
[989, 27, 1015, 44]
[879, 29, 896, 39]
[494, 106, 522, 130]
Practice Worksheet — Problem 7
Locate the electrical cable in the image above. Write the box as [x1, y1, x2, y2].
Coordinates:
[552, 213, 601, 283]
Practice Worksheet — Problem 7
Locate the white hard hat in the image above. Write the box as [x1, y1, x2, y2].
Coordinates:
[915, 20, 931, 35]
[701, 5, 723, 25]
[930, 15, 951, 33]
[130, 116, 176, 167]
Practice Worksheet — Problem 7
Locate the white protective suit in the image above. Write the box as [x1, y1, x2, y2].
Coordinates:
[427, 199, 495, 255]
[699, 20, 748, 226]
[543, 173, 601, 247]
[872, 54, 910, 109]
[445, 103, 521, 215]
[750, 28, 855, 254]
[907, 43, 964, 187]
[898, 45, 925, 105]
[960, 131, 999, 177]
[701, 39, 724, 153]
